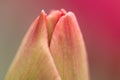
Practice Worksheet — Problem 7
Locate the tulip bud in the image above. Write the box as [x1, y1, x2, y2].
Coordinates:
[5, 9, 89, 80]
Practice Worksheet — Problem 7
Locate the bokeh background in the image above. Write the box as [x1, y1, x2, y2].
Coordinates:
[0, 0, 120, 80]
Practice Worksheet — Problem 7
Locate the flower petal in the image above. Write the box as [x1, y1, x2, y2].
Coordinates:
[46, 10, 66, 45]
[5, 11, 61, 80]
[50, 12, 89, 80]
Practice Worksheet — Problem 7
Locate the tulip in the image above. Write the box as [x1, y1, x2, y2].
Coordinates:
[5, 9, 89, 80]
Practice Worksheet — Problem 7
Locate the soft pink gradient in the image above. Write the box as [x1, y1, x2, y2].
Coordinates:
[75, 1, 120, 80]
[0, 0, 120, 80]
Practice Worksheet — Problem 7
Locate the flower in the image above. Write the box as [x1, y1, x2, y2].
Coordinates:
[5, 9, 89, 80]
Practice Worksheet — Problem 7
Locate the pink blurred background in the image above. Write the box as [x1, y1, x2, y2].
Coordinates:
[0, 0, 120, 80]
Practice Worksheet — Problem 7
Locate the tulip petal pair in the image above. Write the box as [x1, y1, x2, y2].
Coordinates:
[5, 9, 89, 80]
